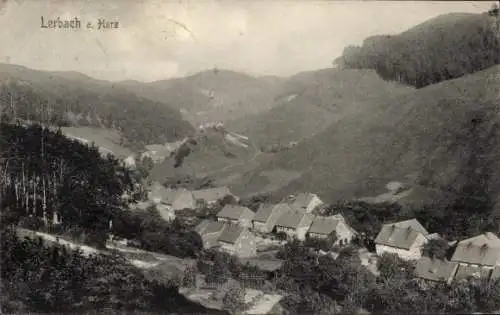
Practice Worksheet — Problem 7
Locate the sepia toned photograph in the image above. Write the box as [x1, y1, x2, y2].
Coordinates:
[0, 0, 499, 314]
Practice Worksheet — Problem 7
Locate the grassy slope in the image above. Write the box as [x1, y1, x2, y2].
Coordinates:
[149, 129, 259, 183]
[232, 66, 500, 207]
[60, 126, 134, 158]
[120, 69, 284, 125]
[226, 68, 415, 146]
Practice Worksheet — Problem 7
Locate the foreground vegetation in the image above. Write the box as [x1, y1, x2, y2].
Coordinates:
[0, 123, 217, 313]
[0, 225, 224, 314]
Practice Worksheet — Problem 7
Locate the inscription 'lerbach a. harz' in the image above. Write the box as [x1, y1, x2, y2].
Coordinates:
[40, 16, 119, 30]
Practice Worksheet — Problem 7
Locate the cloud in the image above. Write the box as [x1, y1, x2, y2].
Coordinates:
[0, 0, 491, 81]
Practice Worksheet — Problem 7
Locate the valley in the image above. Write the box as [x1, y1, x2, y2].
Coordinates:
[1, 3, 500, 315]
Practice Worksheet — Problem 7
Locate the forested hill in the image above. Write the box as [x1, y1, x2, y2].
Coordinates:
[334, 12, 500, 88]
[0, 122, 216, 313]
[0, 122, 136, 246]
[0, 64, 194, 149]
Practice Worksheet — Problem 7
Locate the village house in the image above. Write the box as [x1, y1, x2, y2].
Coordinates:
[192, 186, 237, 205]
[252, 203, 292, 233]
[217, 225, 257, 258]
[148, 182, 196, 211]
[450, 232, 500, 280]
[307, 214, 357, 246]
[274, 210, 314, 241]
[217, 204, 255, 228]
[166, 188, 197, 211]
[147, 182, 196, 221]
[289, 192, 323, 213]
[374, 219, 429, 260]
[194, 219, 226, 249]
[414, 257, 459, 285]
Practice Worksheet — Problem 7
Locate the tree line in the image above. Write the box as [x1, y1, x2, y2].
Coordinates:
[0, 81, 193, 149]
[0, 122, 138, 247]
[334, 12, 500, 88]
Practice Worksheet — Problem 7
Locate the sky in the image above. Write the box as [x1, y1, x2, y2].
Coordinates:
[0, 0, 493, 82]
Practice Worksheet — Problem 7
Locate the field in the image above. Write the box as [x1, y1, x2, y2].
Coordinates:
[61, 126, 134, 158]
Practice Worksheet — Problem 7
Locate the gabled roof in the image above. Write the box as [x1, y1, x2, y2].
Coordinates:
[217, 205, 254, 221]
[451, 232, 500, 266]
[291, 192, 320, 210]
[194, 220, 225, 235]
[275, 210, 313, 229]
[308, 216, 342, 235]
[218, 225, 245, 244]
[192, 186, 233, 202]
[374, 219, 429, 250]
[454, 264, 491, 282]
[414, 257, 458, 282]
[253, 203, 291, 223]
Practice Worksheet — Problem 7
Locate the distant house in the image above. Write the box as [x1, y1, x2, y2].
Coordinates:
[192, 186, 237, 205]
[414, 257, 459, 285]
[450, 232, 500, 270]
[148, 182, 196, 211]
[307, 214, 357, 246]
[194, 220, 257, 258]
[194, 220, 226, 249]
[290, 193, 323, 213]
[374, 219, 429, 260]
[217, 205, 255, 228]
[252, 203, 292, 233]
[167, 188, 197, 211]
[217, 225, 257, 258]
[274, 210, 314, 241]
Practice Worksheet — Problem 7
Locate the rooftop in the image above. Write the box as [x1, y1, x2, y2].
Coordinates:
[414, 257, 458, 283]
[374, 219, 429, 250]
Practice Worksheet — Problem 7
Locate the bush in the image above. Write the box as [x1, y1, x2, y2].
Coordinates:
[422, 238, 450, 260]
[0, 227, 202, 313]
[222, 280, 245, 314]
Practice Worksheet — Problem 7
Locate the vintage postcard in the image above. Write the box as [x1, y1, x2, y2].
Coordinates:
[0, 0, 499, 314]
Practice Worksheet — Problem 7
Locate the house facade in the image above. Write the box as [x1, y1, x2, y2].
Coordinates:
[450, 232, 500, 278]
[217, 226, 257, 258]
[274, 211, 314, 241]
[374, 219, 429, 261]
[217, 205, 255, 228]
[290, 193, 323, 213]
[252, 203, 291, 233]
[307, 214, 357, 246]
[168, 188, 196, 211]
